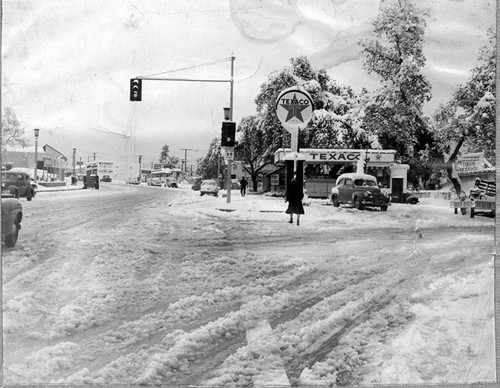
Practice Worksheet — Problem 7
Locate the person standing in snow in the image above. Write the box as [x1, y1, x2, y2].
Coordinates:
[285, 178, 304, 225]
[240, 177, 248, 197]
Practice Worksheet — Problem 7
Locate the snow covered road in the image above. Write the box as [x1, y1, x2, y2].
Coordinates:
[2, 183, 495, 385]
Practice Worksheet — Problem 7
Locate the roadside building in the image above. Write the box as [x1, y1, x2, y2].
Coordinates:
[2, 144, 68, 182]
[272, 148, 409, 199]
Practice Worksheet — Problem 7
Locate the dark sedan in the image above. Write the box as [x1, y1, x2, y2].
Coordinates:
[1, 198, 23, 248]
[331, 173, 391, 211]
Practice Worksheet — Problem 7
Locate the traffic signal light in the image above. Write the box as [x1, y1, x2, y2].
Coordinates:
[130, 78, 142, 101]
[221, 121, 236, 147]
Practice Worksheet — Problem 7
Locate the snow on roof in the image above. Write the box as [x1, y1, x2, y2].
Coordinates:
[335, 172, 378, 184]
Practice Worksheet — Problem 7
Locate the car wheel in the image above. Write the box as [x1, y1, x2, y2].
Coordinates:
[11, 188, 19, 199]
[353, 197, 363, 210]
[380, 206, 388, 211]
[332, 196, 340, 207]
[4, 218, 20, 248]
[200, 193, 204, 196]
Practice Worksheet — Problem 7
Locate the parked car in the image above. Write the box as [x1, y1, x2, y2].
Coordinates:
[100, 175, 112, 182]
[1, 170, 37, 200]
[404, 193, 419, 204]
[1, 198, 22, 248]
[166, 178, 178, 188]
[231, 179, 240, 190]
[148, 178, 162, 187]
[192, 177, 202, 191]
[200, 179, 219, 197]
[331, 173, 390, 211]
[83, 174, 99, 189]
[126, 177, 140, 185]
[390, 190, 419, 204]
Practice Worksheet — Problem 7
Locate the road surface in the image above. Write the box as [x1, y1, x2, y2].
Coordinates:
[2, 183, 495, 386]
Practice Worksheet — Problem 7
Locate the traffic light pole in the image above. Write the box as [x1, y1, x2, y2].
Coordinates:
[131, 55, 236, 203]
[227, 55, 234, 204]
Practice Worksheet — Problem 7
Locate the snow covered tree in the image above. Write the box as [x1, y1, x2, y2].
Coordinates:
[234, 115, 269, 192]
[254, 57, 304, 156]
[197, 137, 220, 180]
[359, 0, 432, 160]
[433, 30, 496, 195]
[1, 108, 28, 155]
[254, 56, 375, 157]
[302, 86, 377, 150]
[159, 143, 179, 168]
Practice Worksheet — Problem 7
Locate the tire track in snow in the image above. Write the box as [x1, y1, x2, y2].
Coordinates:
[246, 319, 290, 386]
[283, 288, 399, 384]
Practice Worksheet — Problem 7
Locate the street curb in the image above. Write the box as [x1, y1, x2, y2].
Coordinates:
[37, 187, 84, 193]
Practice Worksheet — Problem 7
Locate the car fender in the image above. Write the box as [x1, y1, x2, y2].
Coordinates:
[351, 190, 369, 201]
[6, 185, 20, 196]
[330, 186, 339, 200]
[2, 198, 23, 222]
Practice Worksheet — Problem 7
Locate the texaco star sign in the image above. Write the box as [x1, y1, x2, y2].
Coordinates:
[275, 87, 314, 131]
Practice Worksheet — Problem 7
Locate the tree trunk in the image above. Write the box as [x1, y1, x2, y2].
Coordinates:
[251, 176, 258, 192]
[445, 137, 465, 196]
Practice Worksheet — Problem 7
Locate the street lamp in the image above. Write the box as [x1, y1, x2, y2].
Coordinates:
[33, 128, 40, 183]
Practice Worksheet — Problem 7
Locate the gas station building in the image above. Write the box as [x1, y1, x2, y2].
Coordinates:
[271, 148, 409, 199]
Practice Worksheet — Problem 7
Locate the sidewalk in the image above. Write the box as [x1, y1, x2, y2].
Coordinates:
[36, 183, 84, 193]
[215, 191, 286, 213]
[33, 181, 289, 213]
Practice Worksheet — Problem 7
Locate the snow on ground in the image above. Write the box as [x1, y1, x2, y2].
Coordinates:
[2, 182, 496, 386]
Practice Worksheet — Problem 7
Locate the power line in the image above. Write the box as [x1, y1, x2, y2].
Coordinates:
[139, 57, 232, 79]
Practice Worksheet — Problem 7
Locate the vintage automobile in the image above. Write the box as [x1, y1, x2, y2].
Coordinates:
[451, 178, 495, 218]
[191, 177, 202, 191]
[331, 173, 391, 211]
[1, 169, 37, 200]
[148, 178, 163, 187]
[83, 174, 99, 189]
[165, 178, 178, 188]
[1, 198, 23, 248]
[100, 175, 112, 182]
[200, 179, 219, 197]
[126, 177, 140, 185]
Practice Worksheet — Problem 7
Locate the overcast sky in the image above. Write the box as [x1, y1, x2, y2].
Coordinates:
[2, 0, 495, 168]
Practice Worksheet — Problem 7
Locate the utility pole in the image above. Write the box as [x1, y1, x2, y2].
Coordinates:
[217, 145, 221, 189]
[138, 155, 143, 181]
[72, 147, 76, 184]
[93, 152, 97, 161]
[180, 148, 191, 173]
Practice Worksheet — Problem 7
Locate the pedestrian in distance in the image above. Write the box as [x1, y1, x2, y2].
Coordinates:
[285, 178, 304, 225]
[240, 177, 248, 197]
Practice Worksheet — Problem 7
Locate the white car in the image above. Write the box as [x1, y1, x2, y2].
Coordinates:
[200, 180, 219, 197]
[148, 178, 162, 187]
[126, 177, 140, 185]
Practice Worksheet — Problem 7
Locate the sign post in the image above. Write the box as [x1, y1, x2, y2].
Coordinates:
[222, 147, 234, 203]
[275, 87, 314, 172]
[275, 87, 314, 192]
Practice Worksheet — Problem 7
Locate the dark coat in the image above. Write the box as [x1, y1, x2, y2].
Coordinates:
[285, 180, 305, 215]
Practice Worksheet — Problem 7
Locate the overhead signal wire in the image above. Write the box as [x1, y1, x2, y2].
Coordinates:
[139, 57, 233, 79]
